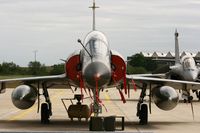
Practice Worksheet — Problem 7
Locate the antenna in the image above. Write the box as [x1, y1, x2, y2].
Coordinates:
[175, 29, 180, 64]
[89, 0, 99, 30]
[77, 39, 92, 59]
[33, 50, 38, 62]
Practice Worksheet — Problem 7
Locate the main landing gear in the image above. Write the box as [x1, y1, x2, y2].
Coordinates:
[40, 82, 52, 124]
[136, 83, 148, 125]
[139, 104, 148, 125]
[195, 90, 200, 101]
[182, 89, 193, 103]
[41, 103, 50, 124]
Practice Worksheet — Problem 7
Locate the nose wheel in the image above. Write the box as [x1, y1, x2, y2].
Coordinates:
[93, 102, 102, 117]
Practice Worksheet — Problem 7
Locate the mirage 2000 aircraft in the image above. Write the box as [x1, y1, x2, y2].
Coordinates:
[151, 30, 200, 101]
[0, 0, 128, 124]
[127, 30, 200, 124]
[1, 0, 200, 126]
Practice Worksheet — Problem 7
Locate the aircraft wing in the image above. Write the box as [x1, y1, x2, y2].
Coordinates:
[0, 74, 70, 93]
[126, 74, 200, 90]
[0, 74, 66, 83]
[132, 73, 166, 78]
[153, 58, 175, 62]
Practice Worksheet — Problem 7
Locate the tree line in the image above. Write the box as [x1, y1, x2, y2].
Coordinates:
[0, 53, 164, 75]
[0, 61, 65, 76]
[127, 53, 164, 74]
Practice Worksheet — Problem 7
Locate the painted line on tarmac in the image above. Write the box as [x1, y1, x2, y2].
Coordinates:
[0, 110, 20, 119]
[8, 106, 36, 121]
[104, 91, 131, 121]
[104, 92, 111, 103]
[89, 92, 111, 116]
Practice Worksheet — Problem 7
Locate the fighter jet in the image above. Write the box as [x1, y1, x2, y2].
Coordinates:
[168, 30, 199, 81]
[126, 30, 200, 124]
[0, 0, 127, 124]
[152, 30, 200, 101]
[166, 30, 200, 101]
[0, 0, 200, 127]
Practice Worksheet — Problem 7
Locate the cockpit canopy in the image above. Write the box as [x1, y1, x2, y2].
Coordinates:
[83, 31, 109, 57]
[182, 57, 196, 70]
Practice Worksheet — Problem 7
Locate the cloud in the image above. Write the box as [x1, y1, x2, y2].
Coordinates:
[0, 0, 200, 66]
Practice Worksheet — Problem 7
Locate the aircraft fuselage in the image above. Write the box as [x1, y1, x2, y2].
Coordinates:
[81, 31, 112, 88]
[170, 55, 199, 81]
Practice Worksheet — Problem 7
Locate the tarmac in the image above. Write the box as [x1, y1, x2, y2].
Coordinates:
[0, 88, 200, 133]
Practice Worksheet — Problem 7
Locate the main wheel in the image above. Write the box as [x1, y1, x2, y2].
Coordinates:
[188, 96, 193, 103]
[195, 91, 199, 98]
[41, 103, 49, 124]
[139, 104, 148, 125]
[198, 91, 200, 101]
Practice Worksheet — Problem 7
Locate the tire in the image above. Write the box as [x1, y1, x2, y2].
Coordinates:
[188, 96, 193, 103]
[139, 104, 148, 125]
[41, 103, 49, 124]
[198, 91, 200, 100]
[184, 99, 187, 103]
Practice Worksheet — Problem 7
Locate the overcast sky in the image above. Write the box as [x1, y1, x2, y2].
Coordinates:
[0, 0, 200, 66]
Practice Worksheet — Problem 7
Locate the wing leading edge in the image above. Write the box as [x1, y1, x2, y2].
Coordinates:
[126, 74, 200, 90]
[0, 74, 66, 83]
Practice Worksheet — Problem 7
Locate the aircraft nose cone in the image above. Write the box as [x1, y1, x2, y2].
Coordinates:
[191, 74, 197, 81]
[186, 71, 197, 81]
[83, 61, 111, 88]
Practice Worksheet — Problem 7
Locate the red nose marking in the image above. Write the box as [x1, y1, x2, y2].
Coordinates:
[94, 73, 100, 79]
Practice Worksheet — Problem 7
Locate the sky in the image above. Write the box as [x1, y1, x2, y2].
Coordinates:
[0, 0, 200, 66]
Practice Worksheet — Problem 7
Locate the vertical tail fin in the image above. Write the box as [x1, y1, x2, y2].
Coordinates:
[175, 29, 180, 64]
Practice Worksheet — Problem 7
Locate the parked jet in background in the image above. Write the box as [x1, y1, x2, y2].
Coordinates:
[153, 30, 200, 101]
[127, 30, 200, 124]
[169, 30, 199, 81]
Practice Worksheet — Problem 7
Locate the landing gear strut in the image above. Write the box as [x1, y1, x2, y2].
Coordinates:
[89, 88, 104, 131]
[40, 82, 52, 124]
[195, 90, 200, 101]
[137, 83, 148, 125]
[92, 89, 102, 117]
[182, 85, 193, 103]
